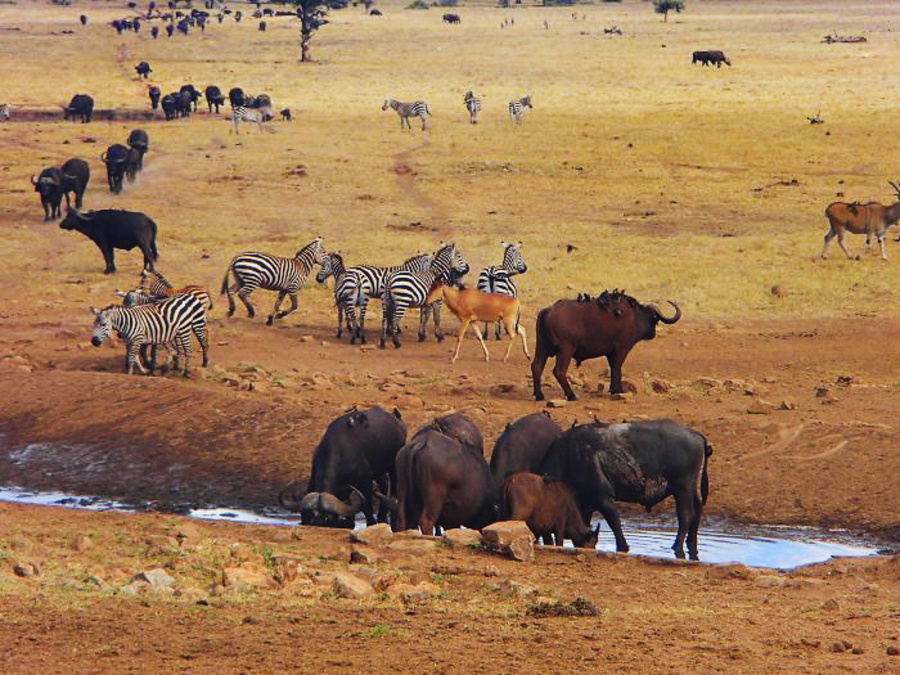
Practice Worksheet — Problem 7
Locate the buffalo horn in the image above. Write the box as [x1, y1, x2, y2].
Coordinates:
[100, 151, 108, 163]
[316, 490, 363, 517]
[30, 174, 37, 185]
[74, 209, 92, 221]
[289, 490, 321, 513]
[651, 300, 681, 324]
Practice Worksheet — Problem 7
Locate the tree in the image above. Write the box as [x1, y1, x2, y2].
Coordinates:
[654, 0, 684, 23]
[273, 0, 343, 62]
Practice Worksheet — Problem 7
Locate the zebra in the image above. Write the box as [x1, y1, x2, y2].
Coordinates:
[0, 104, 10, 121]
[463, 90, 481, 124]
[230, 105, 270, 134]
[508, 95, 532, 124]
[315, 251, 354, 339]
[116, 270, 212, 368]
[336, 252, 434, 345]
[90, 293, 205, 376]
[477, 241, 527, 339]
[382, 98, 430, 130]
[380, 243, 469, 349]
[221, 237, 325, 325]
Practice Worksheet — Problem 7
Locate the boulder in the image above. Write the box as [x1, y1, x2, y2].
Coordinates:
[481, 521, 535, 562]
[747, 399, 776, 415]
[387, 538, 439, 555]
[135, 568, 175, 589]
[332, 572, 374, 600]
[222, 565, 277, 591]
[650, 378, 672, 393]
[442, 528, 483, 549]
[349, 523, 393, 547]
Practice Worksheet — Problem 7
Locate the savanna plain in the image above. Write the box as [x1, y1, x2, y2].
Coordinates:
[0, 0, 899, 672]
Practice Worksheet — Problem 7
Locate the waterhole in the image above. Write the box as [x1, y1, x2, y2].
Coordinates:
[0, 486, 883, 570]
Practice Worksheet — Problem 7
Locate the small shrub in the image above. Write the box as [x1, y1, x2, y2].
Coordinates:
[406, 0, 429, 8]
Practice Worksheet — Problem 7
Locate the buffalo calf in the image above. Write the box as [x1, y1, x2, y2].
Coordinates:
[500, 472, 598, 547]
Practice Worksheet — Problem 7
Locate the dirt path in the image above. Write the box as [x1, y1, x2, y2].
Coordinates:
[391, 138, 450, 226]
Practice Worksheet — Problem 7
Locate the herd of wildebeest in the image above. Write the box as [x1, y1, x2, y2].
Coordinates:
[9, 0, 900, 558]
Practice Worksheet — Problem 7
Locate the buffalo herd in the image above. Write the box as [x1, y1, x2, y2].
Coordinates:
[280, 408, 713, 560]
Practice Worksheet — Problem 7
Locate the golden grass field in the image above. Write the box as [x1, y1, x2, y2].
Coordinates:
[1, 2, 900, 672]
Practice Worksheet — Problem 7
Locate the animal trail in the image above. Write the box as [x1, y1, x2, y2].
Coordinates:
[741, 423, 805, 460]
[391, 139, 449, 226]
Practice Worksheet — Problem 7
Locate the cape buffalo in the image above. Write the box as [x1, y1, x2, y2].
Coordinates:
[63, 94, 93, 123]
[228, 87, 245, 108]
[489, 411, 562, 486]
[278, 406, 407, 527]
[541, 419, 712, 560]
[148, 85, 161, 109]
[500, 472, 598, 547]
[126, 129, 149, 179]
[61, 158, 90, 210]
[101, 144, 129, 194]
[161, 94, 177, 120]
[692, 50, 731, 67]
[31, 167, 64, 220]
[531, 289, 681, 401]
[443, 13, 460, 23]
[151, 26, 159, 38]
[135, 62, 152, 79]
[429, 411, 484, 456]
[393, 414, 496, 534]
[205, 85, 225, 113]
[60, 208, 159, 274]
[179, 84, 202, 111]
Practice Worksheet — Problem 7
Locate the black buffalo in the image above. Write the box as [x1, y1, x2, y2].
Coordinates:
[692, 50, 731, 67]
[205, 85, 226, 113]
[150, 26, 159, 38]
[61, 158, 90, 210]
[101, 144, 129, 194]
[161, 94, 177, 120]
[280, 108, 292, 121]
[443, 13, 460, 23]
[135, 62, 152, 79]
[393, 414, 496, 534]
[370, 8, 382, 15]
[228, 87, 245, 108]
[165, 23, 174, 38]
[177, 90, 192, 117]
[279, 406, 407, 527]
[541, 419, 712, 560]
[430, 411, 484, 455]
[31, 167, 64, 221]
[80, 14, 88, 25]
[63, 94, 93, 123]
[60, 208, 159, 274]
[148, 85, 161, 109]
[489, 411, 562, 486]
[531, 289, 681, 401]
[179, 84, 202, 111]
[258, 20, 266, 31]
[126, 129, 149, 179]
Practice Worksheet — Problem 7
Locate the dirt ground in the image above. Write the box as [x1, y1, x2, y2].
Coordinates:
[1, 0, 899, 672]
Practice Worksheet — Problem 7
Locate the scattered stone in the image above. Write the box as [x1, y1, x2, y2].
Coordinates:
[482, 563, 500, 577]
[610, 392, 633, 402]
[349, 523, 393, 547]
[12, 561, 37, 578]
[135, 568, 175, 589]
[620, 380, 638, 394]
[222, 566, 277, 591]
[387, 538, 439, 555]
[779, 399, 798, 411]
[747, 399, 776, 415]
[851, 647, 864, 655]
[705, 564, 755, 581]
[821, 598, 839, 611]
[481, 521, 535, 562]
[814, 383, 830, 397]
[830, 641, 846, 653]
[299, 335, 314, 342]
[650, 378, 672, 393]
[545, 399, 567, 408]
[754, 575, 785, 588]
[349, 546, 380, 565]
[886, 646, 899, 656]
[332, 572, 374, 600]
[71, 533, 93, 552]
[442, 528, 483, 549]
[697, 376, 723, 389]
[527, 597, 598, 618]
[490, 578, 539, 597]
[835, 374, 854, 386]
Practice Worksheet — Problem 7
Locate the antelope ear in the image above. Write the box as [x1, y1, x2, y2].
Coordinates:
[114, 290, 127, 298]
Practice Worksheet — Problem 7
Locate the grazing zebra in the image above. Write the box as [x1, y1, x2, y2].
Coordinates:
[382, 98, 430, 130]
[221, 237, 325, 325]
[116, 270, 212, 368]
[508, 95, 533, 124]
[0, 104, 10, 121]
[339, 252, 434, 345]
[90, 293, 205, 376]
[230, 105, 269, 134]
[315, 251, 354, 339]
[477, 241, 527, 339]
[381, 243, 469, 349]
[463, 90, 481, 124]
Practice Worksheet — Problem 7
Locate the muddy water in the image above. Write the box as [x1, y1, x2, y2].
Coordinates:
[0, 486, 882, 570]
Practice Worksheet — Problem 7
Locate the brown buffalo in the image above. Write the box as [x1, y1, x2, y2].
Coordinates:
[500, 472, 598, 547]
[823, 182, 900, 260]
[531, 289, 680, 401]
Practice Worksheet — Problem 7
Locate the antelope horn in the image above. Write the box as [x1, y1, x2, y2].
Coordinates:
[889, 180, 900, 197]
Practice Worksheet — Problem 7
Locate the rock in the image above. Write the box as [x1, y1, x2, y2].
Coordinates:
[829, 641, 846, 653]
[493, 383, 518, 394]
[442, 528, 483, 549]
[299, 335, 314, 342]
[12, 561, 37, 578]
[771, 284, 787, 298]
[491, 578, 538, 597]
[620, 380, 638, 394]
[705, 564, 754, 581]
[135, 568, 175, 589]
[747, 399, 776, 415]
[349, 546, 380, 565]
[697, 376, 723, 389]
[545, 399, 567, 408]
[851, 647, 864, 655]
[71, 533, 92, 552]
[398, 581, 440, 603]
[349, 523, 393, 547]
[222, 566, 276, 591]
[650, 378, 672, 393]
[887, 646, 899, 656]
[815, 383, 830, 398]
[482, 563, 500, 577]
[387, 539, 438, 555]
[755, 575, 785, 588]
[527, 597, 598, 618]
[723, 378, 745, 392]
[610, 392, 633, 402]
[778, 399, 798, 411]
[481, 521, 535, 562]
[821, 598, 839, 611]
[332, 572, 374, 600]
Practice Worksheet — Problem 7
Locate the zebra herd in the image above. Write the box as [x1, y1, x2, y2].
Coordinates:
[383, 92, 533, 128]
[89, 239, 529, 377]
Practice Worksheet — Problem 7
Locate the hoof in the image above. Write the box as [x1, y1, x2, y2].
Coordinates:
[534, 394, 545, 402]
[436, 334, 445, 343]
[265, 316, 274, 326]
[417, 333, 426, 342]
[226, 310, 235, 318]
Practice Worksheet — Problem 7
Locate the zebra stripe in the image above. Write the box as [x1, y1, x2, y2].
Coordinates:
[381, 243, 469, 349]
[230, 105, 272, 134]
[91, 294, 204, 376]
[382, 98, 430, 130]
[508, 95, 532, 124]
[222, 237, 324, 325]
[464, 90, 481, 124]
[477, 241, 527, 338]
[315, 251, 354, 339]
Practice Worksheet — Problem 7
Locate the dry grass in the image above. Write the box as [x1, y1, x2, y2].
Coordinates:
[2, 0, 900, 326]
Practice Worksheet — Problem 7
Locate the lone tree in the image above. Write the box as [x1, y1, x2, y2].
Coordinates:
[275, 0, 344, 61]
[654, 0, 684, 23]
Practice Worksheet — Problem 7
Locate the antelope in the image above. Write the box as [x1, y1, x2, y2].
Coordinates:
[426, 281, 529, 363]
[822, 181, 900, 260]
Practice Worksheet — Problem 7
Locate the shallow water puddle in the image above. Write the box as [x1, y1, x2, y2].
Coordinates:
[0, 486, 882, 570]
